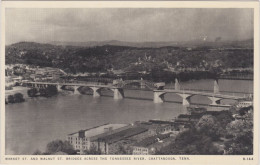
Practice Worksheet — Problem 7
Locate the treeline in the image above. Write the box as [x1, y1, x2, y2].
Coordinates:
[33, 140, 77, 155]
[6, 93, 25, 104]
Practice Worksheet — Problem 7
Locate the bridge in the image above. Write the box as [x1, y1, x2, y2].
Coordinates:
[21, 78, 165, 100]
[21, 78, 246, 106]
[112, 78, 165, 90]
[153, 79, 245, 106]
[21, 81, 126, 99]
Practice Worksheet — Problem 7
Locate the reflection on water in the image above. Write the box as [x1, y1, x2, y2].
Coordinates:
[5, 79, 253, 155]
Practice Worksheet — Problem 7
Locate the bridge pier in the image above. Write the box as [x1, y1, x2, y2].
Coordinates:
[57, 84, 62, 92]
[153, 91, 166, 103]
[90, 87, 101, 97]
[112, 88, 124, 100]
[73, 86, 81, 94]
[176, 93, 193, 106]
[214, 80, 220, 94]
[140, 78, 145, 89]
[208, 96, 222, 105]
[175, 78, 180, 90]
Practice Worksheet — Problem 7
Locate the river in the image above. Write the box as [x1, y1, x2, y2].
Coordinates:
[5, 79, 253, 155]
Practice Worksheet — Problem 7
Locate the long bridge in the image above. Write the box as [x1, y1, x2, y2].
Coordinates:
[20, 78, 246, 106]
[21, 78, 164, 100]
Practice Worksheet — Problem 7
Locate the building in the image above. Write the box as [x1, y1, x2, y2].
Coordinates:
[34, 67, 66, 81]
[5, 76, 23, 88]
[132, 133, 174, 155]
[91, 126, 150, 154]
[67, 123, 128, 154]
[236, 101, 253, 108]
[136, 121, 176, 135]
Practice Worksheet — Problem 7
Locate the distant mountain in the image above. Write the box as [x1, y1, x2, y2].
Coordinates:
[50, 39, 253, 48]
[50, 40, 179, 48]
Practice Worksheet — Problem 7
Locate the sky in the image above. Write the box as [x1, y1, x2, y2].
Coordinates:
[5, 8, 254, 45]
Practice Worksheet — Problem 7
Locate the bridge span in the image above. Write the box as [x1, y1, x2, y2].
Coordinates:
[153, 79, 244, 106]
[22, 81, 125, 100]
[153, 89, 244, 106]
[21, 78, 246, 106]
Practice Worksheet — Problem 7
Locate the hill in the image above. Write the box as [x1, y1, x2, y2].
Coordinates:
[6, 40, 253, 76]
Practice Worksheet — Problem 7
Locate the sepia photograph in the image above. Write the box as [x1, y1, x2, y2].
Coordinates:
[1, 1, 259, 164]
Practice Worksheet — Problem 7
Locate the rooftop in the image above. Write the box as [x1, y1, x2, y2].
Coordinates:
[133, 133, 171, 148]
[96, 126, 148, 144]
[68, 123, 128, 138]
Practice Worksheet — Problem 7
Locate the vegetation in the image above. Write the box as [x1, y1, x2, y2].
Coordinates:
[156, 128, 222, 155]
[46, 140, 77, 155]
[84, 145, 102, 155]
[39, 86, 58, 97]
[156, 109, 252, 155]
[27, 88, 38, 97]
[27, 86, 58, 98]
[225, 120, 253, 155]
[7, 93, 25, 104]
[238, 106, 253, 116]
[195, 115, 224, 140]
[6, 41, 253, 80]
[112, 144, 131, 155]
[32, 149, 42, 155]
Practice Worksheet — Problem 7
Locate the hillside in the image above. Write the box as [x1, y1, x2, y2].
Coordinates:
[6, 40, 253, 75]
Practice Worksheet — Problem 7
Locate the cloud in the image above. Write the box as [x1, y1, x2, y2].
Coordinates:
[5, 8, 253, 45]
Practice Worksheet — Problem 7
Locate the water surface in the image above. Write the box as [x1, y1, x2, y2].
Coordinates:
[5, 79, 253, 155]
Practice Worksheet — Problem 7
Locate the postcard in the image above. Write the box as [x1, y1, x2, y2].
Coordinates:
[1, 1, 259, 164]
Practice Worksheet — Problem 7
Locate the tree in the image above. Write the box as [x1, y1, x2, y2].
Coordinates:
[14, 93, 25, 103]
[155, 128, 222, 155]
[215, 111, 234, 129]
[28, 88, 38, 97]
[226, 120, 252, 138]
[39, 88, 47, 97]
[46, 140, 76, 155]
[238, 106, 253, 116]
[225, 120, 253, 155]
[196, 115, 223, 140]
[113, 144, 130, 155]
[7, 95, 15, 103]
[39, 86, 58, 97]
[224, 131, 253, 155]
[84, 144, 102, 155]
[33, 149, 42, 155]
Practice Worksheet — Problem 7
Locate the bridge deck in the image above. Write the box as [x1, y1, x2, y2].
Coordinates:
[154, 89, 244, 99]
[23, 81, 245, 99]
[23, 81, 114, 88]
